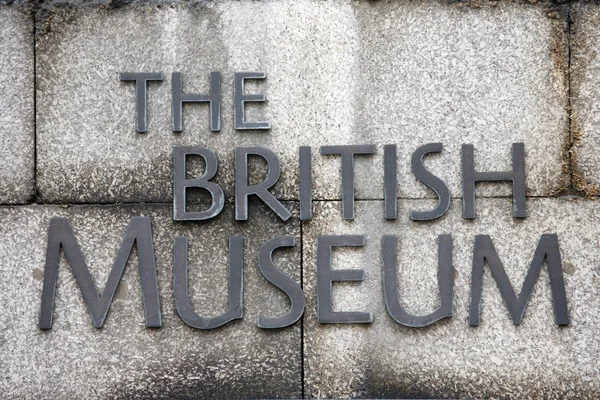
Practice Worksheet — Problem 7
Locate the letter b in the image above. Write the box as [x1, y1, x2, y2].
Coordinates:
[173, 146, 224, 221]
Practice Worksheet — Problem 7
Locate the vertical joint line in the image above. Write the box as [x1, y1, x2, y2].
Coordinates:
[567, 0, 574, 193]
[32, 6, 38, 203]
[299, 219, 305, 398]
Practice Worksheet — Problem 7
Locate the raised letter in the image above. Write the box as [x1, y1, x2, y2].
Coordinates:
[39, 217, 161, 329]
[172, 72, 221, 132]
[320, 145, 376, 220]
[235, 146, 291, 221]
[173, 236, 243, 329]
[384, 144, 398, 220]
[462, 143, 526, 219]
[411, 143, 450, 220]
[469, 234, 569, 326]
[173, 146, 224, 221]
[120, 72, 163, 133]
[317, 235, 372, 323]
[299, 146, 312, 220]
[382, 235, 453, 327]
[234, 72, 270, 130]
[257, 236, 305, 328]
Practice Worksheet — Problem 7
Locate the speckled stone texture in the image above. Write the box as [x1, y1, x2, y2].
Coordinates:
[0, 6, 34, 203]
[0, 203, 301, 399]
[303, 199, 600, 398]
[36, 0, 568, 204]
[571, 2, 600, 195]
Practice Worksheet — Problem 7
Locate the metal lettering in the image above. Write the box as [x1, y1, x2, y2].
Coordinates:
[317, 235, 372, 324]
[320, 145, 376, 220]
[382, 234, 453, 327]
[299, 146, 312, 221]
[119, 72, 163, 133]
[234, 72, 270, 130]
[411, 143, 450, 220]
[235, 146, 291, 221]
[39, 217, 161, 329]
[384, 144, 398, 220]
[462, 143, 526, 219]
[469, 234, 569, 326]
[173, 146, 224, 221]
[257, 236, 305, 328]
[173, 236, 244, 329]
[172, 72, 221, 132]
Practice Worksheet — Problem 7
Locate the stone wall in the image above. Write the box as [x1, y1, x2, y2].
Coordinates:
[1, 0, 600, 398]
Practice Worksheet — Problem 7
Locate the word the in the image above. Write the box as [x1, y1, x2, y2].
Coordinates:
[120, 71, 270, 132]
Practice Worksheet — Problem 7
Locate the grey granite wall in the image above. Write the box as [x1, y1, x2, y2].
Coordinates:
[1, 0, 600, 398]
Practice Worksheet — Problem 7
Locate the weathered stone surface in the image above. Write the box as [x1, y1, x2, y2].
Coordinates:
[0, 6, 34, 203]
[303, 199, 600, 398]
[571, 2, 600, 195]
[352, 0, 568, 200]
[36, 0, 568, 204]
[0, 203, 301, 399]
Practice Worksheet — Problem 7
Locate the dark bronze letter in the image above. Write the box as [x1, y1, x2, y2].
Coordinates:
[173, 146, 224, 221]
[469, 234, 569, 326]
[235, 146, 291, 221]
[462, 143, 526, 219]
[320, 145, 376, 220]
[317, 235, 372, 324]
[384, 144, 398, 220]
[257, 236, 305, 328]
[172, 72, 221, 132]
[382, 235, 453, 327]
[39, 217, 161, 329]
[299, 146, 312, 221]
[411, 143, 450, 220]
[173, 236, 244, 329]
[234, 72, 270, 130]
[120, 72, 163, 133]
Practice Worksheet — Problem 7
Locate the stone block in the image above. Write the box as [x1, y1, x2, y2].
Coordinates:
[36, 0, 568, 204]
[0, 6, 34, 203]
[303, 198, 600, 398]
[0, 203, 301, 398]
[571, 2, 600, 195]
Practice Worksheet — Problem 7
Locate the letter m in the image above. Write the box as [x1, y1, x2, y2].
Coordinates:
[469, 234, 569, 326]
[39, 217, 161, 329]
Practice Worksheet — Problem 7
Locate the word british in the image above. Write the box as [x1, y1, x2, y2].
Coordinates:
[38, 218, 569, 330]
[174, 143, 526, 222]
